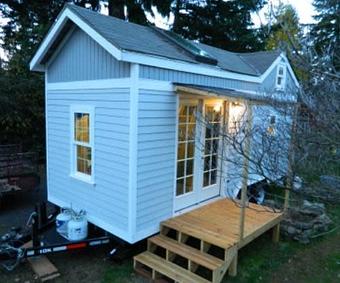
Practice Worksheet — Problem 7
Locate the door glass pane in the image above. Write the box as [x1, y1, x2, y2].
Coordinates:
[186, 159, 194, 175]
[176, 179, 184, 195]
[178, 125, 186, 141]
[203, 172, 210, 187]
[177, 143, 185, 160]
[187, 142, 195, 158]
[176, 104, 197, 196]
[186, 176, 193, 193]
[203, 104, 222, 187]
[211, 170, 217, 184]
[177, 161, 185, 178]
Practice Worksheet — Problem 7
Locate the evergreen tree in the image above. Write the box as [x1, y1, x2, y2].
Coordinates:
[0, 1, 99, 153]
[107, 0, 173, 25]
[0, 1, 99, 75]
[265, 4, 301, 53]
[172, 0, 266, 52]
[311, 0, 339, 70]
[264, 4, 306, 79]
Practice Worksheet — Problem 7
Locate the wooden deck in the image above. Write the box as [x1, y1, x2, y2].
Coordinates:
[134, 198, 283, 283]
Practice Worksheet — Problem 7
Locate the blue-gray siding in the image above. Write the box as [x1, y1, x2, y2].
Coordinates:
[140, 65, 259, 92]
[48, 27, 130, 83]
[136, 89, 177, 232]
[46, 87, 130, 233]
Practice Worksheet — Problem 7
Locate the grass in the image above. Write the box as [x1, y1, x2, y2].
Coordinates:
[102, 260, 136, 283]
[222, 235, 302, 283]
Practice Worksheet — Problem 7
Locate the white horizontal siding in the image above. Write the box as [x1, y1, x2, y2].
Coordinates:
[136, 89, 177, 233]
[46, 86, 130, 234]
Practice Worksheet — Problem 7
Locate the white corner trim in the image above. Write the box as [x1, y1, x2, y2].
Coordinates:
[45, 70, 51, 201]
[30, 8, 122, 71]
[46, 78, 131, 90]
[128, 63, 139, 239]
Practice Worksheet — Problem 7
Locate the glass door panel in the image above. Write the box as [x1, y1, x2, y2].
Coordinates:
[202, 104, 222, 188]
[176, 105, 197, 197]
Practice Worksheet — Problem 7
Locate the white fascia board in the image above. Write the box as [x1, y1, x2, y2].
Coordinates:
[258, 56, 282, 83]
[257, 53, 299, 88]
[30, 8, 122, 72]
[121, 50, 263, 84]
[280, 53, 300, 88]
[30, 12, 70, 71]
[122, 50, 299, 87]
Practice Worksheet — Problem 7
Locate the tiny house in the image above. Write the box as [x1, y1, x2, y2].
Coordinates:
[30, 4, 299, 244]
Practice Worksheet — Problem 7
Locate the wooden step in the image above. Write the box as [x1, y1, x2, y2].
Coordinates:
[161, 219, 233, 250]
[149, 235, 224, 271]
[134, 251, 211, 283]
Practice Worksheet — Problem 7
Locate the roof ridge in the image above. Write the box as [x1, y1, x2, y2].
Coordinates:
[66, 3, 151, 30]
[238, 49, 281, 56]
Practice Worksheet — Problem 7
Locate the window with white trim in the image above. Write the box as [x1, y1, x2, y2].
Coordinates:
[276, 64, 286, 90]
[71, 106, 94, 182]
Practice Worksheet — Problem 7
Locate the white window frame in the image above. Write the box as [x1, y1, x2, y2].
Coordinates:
[202, 103, 222, 188]
[275, 63, 287, 90]
[70, 105, 95, 184]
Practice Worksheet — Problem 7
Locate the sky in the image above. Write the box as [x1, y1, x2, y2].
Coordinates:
[147, 0, 317, 29]
[0, 0, 316, 61]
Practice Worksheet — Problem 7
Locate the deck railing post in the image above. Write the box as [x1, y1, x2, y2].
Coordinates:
[239, 103, 253, 241]
[284, 103, 299, 211]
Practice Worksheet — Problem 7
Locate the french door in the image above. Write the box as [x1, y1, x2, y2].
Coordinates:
[174, 99, 223, 212]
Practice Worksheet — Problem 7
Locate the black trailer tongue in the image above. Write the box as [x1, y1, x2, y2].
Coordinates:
[0, 202, 145, 272]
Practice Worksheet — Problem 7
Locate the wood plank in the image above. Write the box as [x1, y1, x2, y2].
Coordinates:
[134, 251, 211, 283]
[149, 235, 224, 270]
[27, 256, 60, 282]
[272, 223, 280, 243]
[161, 219, 233, 249]
[22, 242, 60, 282]
[228, 251, 238, 277]
[239, 215, 283, 248]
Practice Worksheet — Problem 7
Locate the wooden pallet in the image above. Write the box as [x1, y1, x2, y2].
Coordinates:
[134, 199, 282, 283]
[22, 241, 60, 282]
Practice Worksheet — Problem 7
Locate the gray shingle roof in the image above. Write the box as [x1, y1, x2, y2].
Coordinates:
[67, 4, 280, 76]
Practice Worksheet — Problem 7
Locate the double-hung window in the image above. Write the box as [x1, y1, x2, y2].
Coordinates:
[71, 106, 94, 183]
[276, 63, 286, 90]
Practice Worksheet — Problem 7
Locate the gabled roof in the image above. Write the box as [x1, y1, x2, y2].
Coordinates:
[30, 4, 299, 87]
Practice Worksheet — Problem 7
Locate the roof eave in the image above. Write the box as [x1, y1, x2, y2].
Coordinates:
[30, 6, 123, 72]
